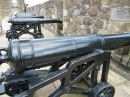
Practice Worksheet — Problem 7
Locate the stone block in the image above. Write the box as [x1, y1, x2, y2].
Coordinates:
[102, 0, 130, 7]
[72, 24, 77, 32]
[65, 0, 73, 9]
[95, 19, 104, 29]
[70, 17, 76, 23]
[74, 9, 80, 16]
[83, 16, 92, 25]
[97, 29, 110, 34]
[88, 5, 99, 16]
[80, 25, 87, 30]
[108, 21, 120, 33]
[55, 0, 63, 9]
[120, 23, 130, 33]
[82, 0, 91, 4]
[80, 6, 88, 14]
[92, 0, 101, 4]
[57, 23, 63, 30]
[100, 13, 110, 20]
[63, 9, 68, 16]
[108, 22, 130, 33]
[68, 7, 74, 17]
[64, 16, 71, 22]
[76, 16, 82, 24]
[73, 0, 81, 6]
[77, 29, 87, 35]
[111, 8, 130, 22]
[52, 14, 56, 19]
[57, 9, 63, 18]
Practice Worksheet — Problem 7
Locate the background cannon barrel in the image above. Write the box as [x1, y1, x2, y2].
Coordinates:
[15, 13, 44, 18]
[4, 33, 130, 72]
[15, 13, 36, 17]
[8, 18, 62, 24]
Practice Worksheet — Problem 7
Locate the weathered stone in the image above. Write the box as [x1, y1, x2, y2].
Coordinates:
[67, 26, 73, 33]
[65, 0, 73, 9]
[74, 9, 80, 16]
[92, 0, 101, 4]
[120, 23, 130, 33]
[57, 23, 63, 30]
[63, 9, 68, 16]
[102, 0, 130, 7]
[98, 29, 110, 34]
[57, 9, 63, 18]
[52, 14, 56, 19]
[55, 1, 63, 9]
[111, 8, 130, 22]
[95, 19, 104, 29]
[108, 22, 121, 33]
[82, 0, 91, 4]
[100, 13, 105, 19]
[80, 6, 88, 14]
[87, 27, 92, 34]
[80, 25, 87, 30]
[76, 16, 82, 24]
[100, 13, 107, 19]
[64, 16, 71, 22]
[88, 5, 99, 16]
[64, 22, 69, 28]
[68, 7, 74, 17]
[83, 17, 92, 25]
[73, 0, 81, 6]
[70, 18, 75, 23]
[72, 24, 77, 32]
[106, 14, 110, 20]
[77, 29, 87, 35]
[101, 7, 111, 13]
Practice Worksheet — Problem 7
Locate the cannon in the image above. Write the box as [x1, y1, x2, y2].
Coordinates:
[15, 13, 44, 18]
[6, 13, 62, 41]
[0, 33, 130, 97]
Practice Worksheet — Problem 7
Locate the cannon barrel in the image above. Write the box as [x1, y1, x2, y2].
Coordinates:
[15, 13, 36, 17]
[15, 13, 44, 18]
[8, 17, 62, 24]
[1, 33, 130, 72]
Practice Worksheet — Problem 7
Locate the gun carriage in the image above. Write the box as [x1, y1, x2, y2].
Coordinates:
[0, 33, 130, 97]
[6, 13, 62, 41]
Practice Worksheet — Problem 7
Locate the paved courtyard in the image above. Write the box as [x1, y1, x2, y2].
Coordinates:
[0, 18, 130, 97]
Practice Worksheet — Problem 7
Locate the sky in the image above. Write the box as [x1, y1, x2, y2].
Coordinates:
[25, 0, 49, 7]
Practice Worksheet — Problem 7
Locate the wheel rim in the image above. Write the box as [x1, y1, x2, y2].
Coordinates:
[97, 86, 114, 97]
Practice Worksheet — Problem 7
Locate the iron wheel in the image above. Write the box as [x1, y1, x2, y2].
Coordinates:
[89, 82, 115, 97]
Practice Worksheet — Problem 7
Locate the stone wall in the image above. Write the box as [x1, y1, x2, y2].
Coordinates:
[27, 0, 130, 36]
[27, 0, 63, 36]
[0, 0, 25, 17]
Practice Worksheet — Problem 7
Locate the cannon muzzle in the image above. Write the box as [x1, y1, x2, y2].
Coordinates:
[1, 33, 130, 72]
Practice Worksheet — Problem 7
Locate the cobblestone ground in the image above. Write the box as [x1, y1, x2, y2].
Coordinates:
[0, 18, 130, 97]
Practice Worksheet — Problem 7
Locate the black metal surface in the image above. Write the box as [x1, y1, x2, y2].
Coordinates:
[6, 33, 130, 72]
[0, 33, 130, 96]
[90, 82, 115, 97]
[0, 50, 113, 97]
[6, 13, 62, 41]
[0, 84, 5, 95]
